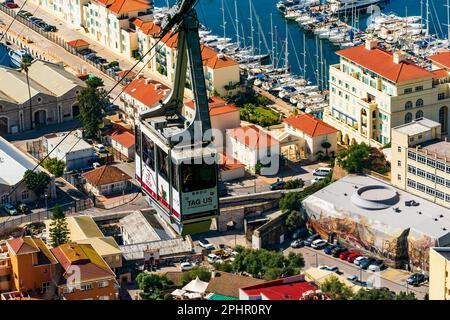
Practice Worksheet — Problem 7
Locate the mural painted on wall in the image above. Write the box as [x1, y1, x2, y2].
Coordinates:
[303, 196, 434, 271]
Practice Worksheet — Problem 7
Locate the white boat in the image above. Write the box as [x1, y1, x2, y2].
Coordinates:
[328, 0, 382, 13]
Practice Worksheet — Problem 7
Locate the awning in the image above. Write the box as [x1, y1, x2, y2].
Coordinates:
[182, 276, 209, 294]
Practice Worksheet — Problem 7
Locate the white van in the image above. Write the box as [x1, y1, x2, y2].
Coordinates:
[313, 167, 332, 176]
[207, 253, 219, 264]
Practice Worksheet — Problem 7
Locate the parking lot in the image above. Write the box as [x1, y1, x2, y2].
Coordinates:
[284, 245, 429, 299]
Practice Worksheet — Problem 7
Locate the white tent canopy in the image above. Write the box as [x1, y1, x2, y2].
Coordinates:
[182, 276, 209, 294]
[171, 289, 186, 297]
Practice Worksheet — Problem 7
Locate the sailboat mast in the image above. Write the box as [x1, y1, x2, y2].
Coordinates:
[270, 13, 274, 67]
[303, 32, 306, 79]
[221, 0, 226, 40]
[447, 0, 450, 40]
[320, 39, 324, 91]
[249, 0, 255, 56]
[315, 35, 319, 89]
[426, 0, 429, 35]
[235, 0, 240, 47]
[285, 23, 289, 71]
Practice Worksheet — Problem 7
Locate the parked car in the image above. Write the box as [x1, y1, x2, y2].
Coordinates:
[1, 204, 17, 215]
[29, 17, 43, 23]
[17, 10, 32, 18]
[359, 258, 376, 270]
[198, 239, 214, 250]
[207, 253, 219, 264]
[353, 256, 368, 266]
[312, 167, 332, 176]
[311, 176, 326, 184]
[347, 275, 359, 284]
[304, 233, 321, 247]
[290, 239, 304, 248]
[339, 250, 354, 260]
[368, 259, 386, 272]
[94, 56, 107, 64]
[94, 144, 106, 153]
[347, 252, 361, 263]
[332, 247, 347, 258]
[311, 239, 328, 249]
[406, 273, 427, 286]
[270, 180, 286, 190]
[180, 262, 195, 271]
[4, 2, 19, 8]
[45, 24, 57, 32]
[318, 265, 339, 272]
[86, 53, 98, 61]
[78, 48, 92, 56]
[323, 245, 336, 255]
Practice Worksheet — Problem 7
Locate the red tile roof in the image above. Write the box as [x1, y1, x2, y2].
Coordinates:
[336, 45, 433, 83]
[111, 130, 135, 149]
[185, 96, 226, 109]
[431, 68, 449, 79]
[227, 125, 279, 149]
[219, 153, 245, 171]
[6, 238, 39, 255]
[200, 45, 238, 69]
[284, 113, 338, 137]
[123, 78, 170, 107]
[82, 165, 131, 187]
[67, 39, 89, 48]
[185, 96, 239, 117]
[132, 19, 161, 36]
[429, 51, 450, 69]
[162, 32, 179, 48]
[107, 0, 151, 15]
[210, 105, 239, 117]
[51, 243, 115, 282]
[240, 275, 317, 300]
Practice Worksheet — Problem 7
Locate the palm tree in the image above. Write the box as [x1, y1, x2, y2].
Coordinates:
[321, 141, 332, 157]
[20, 55, 33, 130]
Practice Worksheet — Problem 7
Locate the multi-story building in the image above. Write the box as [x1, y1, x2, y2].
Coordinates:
[50, 243, 117, 300]
[120, 77, 170, 125]
[83, 0, 153, 58]
[0, 60, 85, 134]
[429, 247, 450, 300]
[391, 117, 450, 208]
[324, 39, 450, 147]
[133, 19, 241, 96]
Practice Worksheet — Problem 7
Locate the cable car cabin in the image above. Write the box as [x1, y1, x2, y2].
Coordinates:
[135, 120, 219, 236]
[135, 0, 220, 235]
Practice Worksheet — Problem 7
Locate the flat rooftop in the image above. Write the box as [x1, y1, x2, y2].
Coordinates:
[393, 118, 441, 136]
[303, 174, 450, 241]
[419, 139, 450, 160]
[46, 133, 94, 154]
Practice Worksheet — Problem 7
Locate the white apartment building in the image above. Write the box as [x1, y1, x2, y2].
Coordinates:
[324, 39, 450, 147]
[226, 125, 280, 175]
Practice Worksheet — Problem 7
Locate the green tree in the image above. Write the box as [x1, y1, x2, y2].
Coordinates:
[285, 178, 304, 190]
[320, 275, 354, 300]
[42, 158, 66, 177]
[321, 141, 332, 157]
[49, 204, 70, 247]
[23, 170, 51, 199]
[337, 142, 371, 173]
[20, 55, 33, 129]
[77, 82, 108, 139]
[285, 210, 308, 232]
[280, 192, 303, 213]
[182, 267, 211, 285]
[135, 272, 170, 300]
[353, 287, 395, 300]
[214, 261, 234, 273]
[395, 291, 417, 300]
[86, 76, 104, 88]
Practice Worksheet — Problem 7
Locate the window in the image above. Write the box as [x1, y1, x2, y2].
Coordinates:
[41, 282, 51, 293]
[397, 160, 401, 166]
[397, 174, 401, 181]
[408, 150, 416, 160]
[427, 158, 436, 168]
[415, 110, 423, 119]
[405, 112, 412, 123]
[417, 182, 426, 192]
[398, 146, 401, 152]
[437, 161, 446, 172]
[426, 186, 436, 196]
[417, 154, 426, 164]
[21, 190, 29, 201]
[415, 86, 423, 92]
[404, 88, 412, 94]
[416, 99, 424, 107]
[436, 191, 445, 200]
[181, 163, 216, 193]
[426, 172, 435, 182]
[407, 178, 416, 188]
[0, 194, 9, 204]
[156, 146, 169, 180]
[80, 283, 93, 291]
[438, 92, 446, 100]
[437, 176, 445, 186]
[417, 168, 426, 178]
[407, 165, 416, 174]
[405, 101, 413, 109]
[98, 280, 109, 288]
[142, 135, 155, 170]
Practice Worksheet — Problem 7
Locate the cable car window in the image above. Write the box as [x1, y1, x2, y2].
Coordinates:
[181, 163, 216, 193]
[171, 161, 179, 191]
[142, 135, 155, 170]
[134, 125, 141, 155]
[157, 146, 169, 180]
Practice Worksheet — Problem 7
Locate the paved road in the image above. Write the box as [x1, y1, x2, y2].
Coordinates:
[285, 245, 429, 299]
